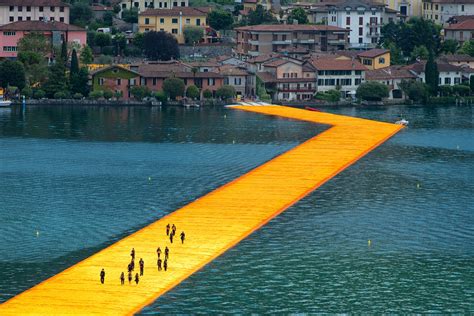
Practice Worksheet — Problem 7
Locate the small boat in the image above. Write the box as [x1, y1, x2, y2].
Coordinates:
[305, 106, 321, 112]
[395, 119, 409, 126]
[0, 89, 11, 107]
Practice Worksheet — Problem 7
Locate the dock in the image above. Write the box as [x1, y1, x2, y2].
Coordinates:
[0, 106, 403, 315]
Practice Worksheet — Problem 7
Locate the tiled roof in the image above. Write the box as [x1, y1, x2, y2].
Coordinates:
[91, 65, 141, 76]
[235, 24, 348, 32]
[357, 48, 389, 58]
[218, 65, 249, 76]
[309, 57, 367, 71]
[439, 54, 474, 63]
[445, 18, 474, 31]
[366, 66, 416, 80]
[186, 61, 220, 68]
[402, 60, 467, 74]
[0, 21, 84, 31]
[247, 53, 282, 63]
[263, 59, 301, 67]
[140, 7, 210, 17]
[0, 0, 69, 6]
[132, 61, 223, 78]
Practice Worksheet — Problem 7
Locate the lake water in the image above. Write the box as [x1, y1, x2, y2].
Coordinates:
[0, 104, 472, 313]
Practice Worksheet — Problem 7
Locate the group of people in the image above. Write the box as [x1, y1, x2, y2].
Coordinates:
[99, 223, 186, 285]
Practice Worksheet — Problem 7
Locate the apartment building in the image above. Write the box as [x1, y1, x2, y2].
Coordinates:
[0, 0, 69, 26]
[119, 0, 188, 15]
[422, 0, 474, 25]
[326, 0, 398, 49]
[375, 0, 423, 18]
[235, 24, 349, 58]
[219, 64, 256, 98]
[138, 7, 209, 44]
[403, 60, 473, 85]
[444, 17, 474, 44]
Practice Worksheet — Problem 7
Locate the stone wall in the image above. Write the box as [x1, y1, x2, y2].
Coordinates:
[179, 44, 233, 59]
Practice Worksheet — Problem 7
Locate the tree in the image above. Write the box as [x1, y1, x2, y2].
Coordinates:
[315, 89, 340, 102]
[70, 2, 93, 26]
[103, 11, 114, 26]
[0, 60, 26, 90]
[208, 10, 234, 30]
[425, 51, 439, 95]
[70, 67, 89, 96]
[122, 8, 138, 23]
[470, 76, 474, 94]
[112, 34, 127, 56]
[186, 85, 200, 99]
[70, 49, 79, 75]
[410, 45, 429, 61]
[143, 31, 179, 61]
[43, 61, 68, 98]
[452, 84, 470, 96]
[356, 81, 389, 101]
[163, 77, 185, 99]
[288, 8, 308, 24]
[133, 33, 145, 50]
[246, 5, 277, 26]
[17, 33, 49, 86]
[130, 86, 151, 100]
[216, 85, 235, 100]
[387, 42, 404, 65]
[183, 26, 204, 45]
[18, 32, 49, 56]
[80, 45, 94, 64]
[60, 40, 68, 64]
[95, 33, 112, 50]
[441, 39, 458, 55]
[459, 40, 474, 57]
[400, 80, 429, 102]
[203, 89, 213, 99]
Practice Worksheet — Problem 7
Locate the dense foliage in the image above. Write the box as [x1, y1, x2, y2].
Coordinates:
[288, 8, 308, 24]
[143, 31, 180, 61]
[208, 10, 234, 30]
[163, 78, 185, 99]
[183, 26, 204, 44]
[356, 81, 389, 101]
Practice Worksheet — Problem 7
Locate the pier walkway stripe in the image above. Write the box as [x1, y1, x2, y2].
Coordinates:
[0, 106, 403, 315]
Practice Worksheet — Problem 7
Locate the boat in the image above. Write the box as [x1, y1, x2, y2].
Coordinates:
[0, 88, 11, 107]
[395, 119, 409, 126]
[305, 106, 321, 112]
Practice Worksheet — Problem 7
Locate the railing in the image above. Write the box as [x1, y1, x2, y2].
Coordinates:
[272, 40, 292, 44]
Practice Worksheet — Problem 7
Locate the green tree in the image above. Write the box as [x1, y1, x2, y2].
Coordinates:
[216, 85, 235, 100]
[438, 85, 453, 96]
[70, 67, 89, 96]
[80, 45, 94, 64]
[470, 75, 474, 94]
[459, 40, 474, 57]
[288, 8, 308, 24]
[203, 89, 213, 99]
[208, 10, 234, 30]
[70, 2, 93, 26]
[43, 62, 68, 98]
[356, 81, 389, 101]
[186, 85, 200, 99]
[452, 84, 470, 96]
[410, 45, 429, 61]
[122, 8, 138, 23]
[387, 42, 404, 65]
[130, 86, 151, 100]
[112, 34, 127, 56]
[95, 33, 112, 51]
[441, 39, 458, 54]
[70, 49, 79, 75]
[400, 80, 429, 102]
[60, 40, 68, 64]
[425, 51, 439, 95]
[163, 77, 185, 99]
[246, 5, 277, 26]
[17, 33, 49, 85]
[103, 11, 114, 26]
[0, 60, 26, 90]
[18, 32, 49, 55]
[133, 33, 145, 50]
[153, 91, 167, 102]
[315, 89, 340, 102]
[183, 26, 204, 45]
[143, 31, 179, 61]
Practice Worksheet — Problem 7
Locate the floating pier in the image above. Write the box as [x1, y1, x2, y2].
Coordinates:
[0, 106, 403, 315]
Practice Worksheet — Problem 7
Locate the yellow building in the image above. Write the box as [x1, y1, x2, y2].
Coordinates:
[375, 0, 423, 17]
[358, 49, 391, 70]
[138, 7, 210, 44]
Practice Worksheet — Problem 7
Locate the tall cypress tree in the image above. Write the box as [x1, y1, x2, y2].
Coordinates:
[60, 40, 68, 65]
[70, 49, 79, 76]
[425, 51, 439, 95]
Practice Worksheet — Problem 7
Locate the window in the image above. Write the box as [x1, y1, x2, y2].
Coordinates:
[2, 46, 17, 52]
[435, 4, 438, 10]
[359, 17, 363, 25]
[50, 17, 54, 21]
[159, 2, 162, 7]
[346, 16, 350, 25]
[160, 28, 164, 31]
[18, 6, 22, 11]
[363, 59, 372, 65]
[27, 6, 31, 11]
[164, 2, 167, 7]
[332, 16, 336, 22]
[39, 6, 44, 12]
[50, 6, 55, 12]
[117, 79, 122, 85]
[172, 28, 178, 34]
[172, 18, 178, 23]
[27, 17, 31, 21]
[130, 78, 136, 86]
[122, 3, 126, 9]
[173, 1, 177, 6]
[445, 77, 451, 85]
[39, 17, 44, 21]
[208, 78, 215, 86]
[186, 18, 190, 24]
[99, 78, 105, 85]
[454, 77, 460, 84]
[145, 18, 150, 24]
[60, 17, 64, 22]
[3, 32, 16, 36]
[145, 1, 148, 7]
[18, 16, 22, 21]
[134, 2, 139, 7]
[60, 6, 64, 12]
[461, 5, 465, 12]
[358, 37, 363, 43]
[196, 18, 201, 25]
[160, 18, 164, 24]
[359, 27, 363, 36]
[9, 6, 13, 11]
[144, 28, 150, 32]
[355, 78, 362, 85]
[379, 57, 385, 64]
[9, 16, 14, 22]
[181, 1, 185, 6]
[435, 15, 438, 20]
[234, 78, 242, 85]
[153, 78, 157, 85]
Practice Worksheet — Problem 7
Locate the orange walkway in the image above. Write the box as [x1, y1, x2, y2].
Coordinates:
[0, 106, 403, 315]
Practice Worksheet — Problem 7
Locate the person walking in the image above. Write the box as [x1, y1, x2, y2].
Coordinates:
[163, 259, 168, 271]
[171, 224, 176, 235]
[157, 258, 162, 271]
[165, 246, 169, 260]
[130, 259, 135, 271]
[127, 262, 132, 273]
[139, 258, 144, 276]
[100, 269, 105, 284]
[131, 248, 135, 260]
[156, 247, 161, 258]
[166, 224, 170, 236]
[120, 272, 125, 285]
[128, 271, 132, 284]
[135, 273, 139, 284]
[180, 231, 185, 244]
[169, 232, 174, 243]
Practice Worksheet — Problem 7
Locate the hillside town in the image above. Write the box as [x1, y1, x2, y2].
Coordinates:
[0, 0, 474, 104]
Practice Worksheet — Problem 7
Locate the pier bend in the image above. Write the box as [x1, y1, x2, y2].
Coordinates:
[0, 105, 403, 315]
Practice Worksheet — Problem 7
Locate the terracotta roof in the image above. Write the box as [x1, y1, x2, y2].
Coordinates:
[140, 7, 210, 17]
[263, 59, 301, 67]
[235, 24, 349, 32]
[366, 66, 416, 80]
[445, 18, 474, 31]
[218, 65, 249, 76]
[439, 54, 474, 63]
[357, 48, 389, 58]
[277, 46, 309, 54]
[247, 53, 283, 63]
[0, 0, 68, 6]
[402, 60, 467, 74]
[448, 15, 474, 23]
[309, 57, 367, 71]
[0, 20, 84, 31]
[186, 61, 220, 68]
[131, 61, 223, 78]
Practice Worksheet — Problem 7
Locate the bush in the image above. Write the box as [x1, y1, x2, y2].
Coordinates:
[356, 81, 389, 101]
[153, 91, 167, 102]
[438, 85, 453, 96]
[216, 85, 236, 100]
[89, 90, 103, 99]
[53, 91, 68, 99]
[186, 85, 200, 99]
[33, 89, 45, 99]
[130, 86, 151, 100]
[103, 90, 114, 99]
[203, 89, 213, 99]
[315, 89, 341, 102]
[114, 90, 123, 99]
[22, 86, 33, 98]
[163, 78, 185, 100]
[406, 81, 429, 102]
[73, 92, 83, 99]
[452, 84, 470, 96]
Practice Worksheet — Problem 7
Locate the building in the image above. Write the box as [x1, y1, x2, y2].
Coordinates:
[0, 0, 70, 26]
[444, 17, 474, 44]
[309, 55, 367, 98]
[438, 53, 474, 69]
[138, 7, 210, 44]
[366, 65, 417, 99]
[357, 48, 390, 70]
[91, 65, 141, 100]
[235, 24, 349, 58]
[91, 5, 114, 19]
[375, 0, 423, 18]
[403, 59, 473, 85]
[422, 0, 474, 25]
[326, 0, 398, 49]
[219, 64, 256, 98]
[257, 58, 317, 101]
[119, 0, 188, 15]
[0, 21, 86, 58]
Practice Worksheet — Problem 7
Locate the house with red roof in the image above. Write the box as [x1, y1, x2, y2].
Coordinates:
[0, 0, 70, 26]
[366, 66, 417, 99]
[444, 17, 474, 45]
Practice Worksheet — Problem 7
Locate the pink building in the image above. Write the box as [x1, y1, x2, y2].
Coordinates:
[0, 21, 86, 58]
[0, 0, 70, 26]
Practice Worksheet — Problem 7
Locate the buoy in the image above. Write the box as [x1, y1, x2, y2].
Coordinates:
[417, 183, 420, 189]
[232, 140, 235, 144]
[368, 239, 371, 247]
[36, 230, 39, 237]
[456, 145, 460, 150]
[148, 177, 151, 181]
[224, 114, 227, 119]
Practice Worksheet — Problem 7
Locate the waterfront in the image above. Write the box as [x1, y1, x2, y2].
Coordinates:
[0, 105, 473, 313]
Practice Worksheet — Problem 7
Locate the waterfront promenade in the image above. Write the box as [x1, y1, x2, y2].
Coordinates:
[0, 105, 403, 315]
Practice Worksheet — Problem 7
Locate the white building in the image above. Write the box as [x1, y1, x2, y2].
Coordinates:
[326, 0, 398, 49]
[422, 0, 474, 25]
[119, 0, 188, 15]
[403, 60, 474, 86]
[0, 0, 69, 26]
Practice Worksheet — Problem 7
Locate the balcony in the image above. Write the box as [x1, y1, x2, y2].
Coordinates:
[328, 39, 346, 45]
[248, 50, 259, 57]
[248, 39, 259, 45]
[296, 39, 315, 44]
[272, 39, 292, 45]
[366, 32, 380, 37]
